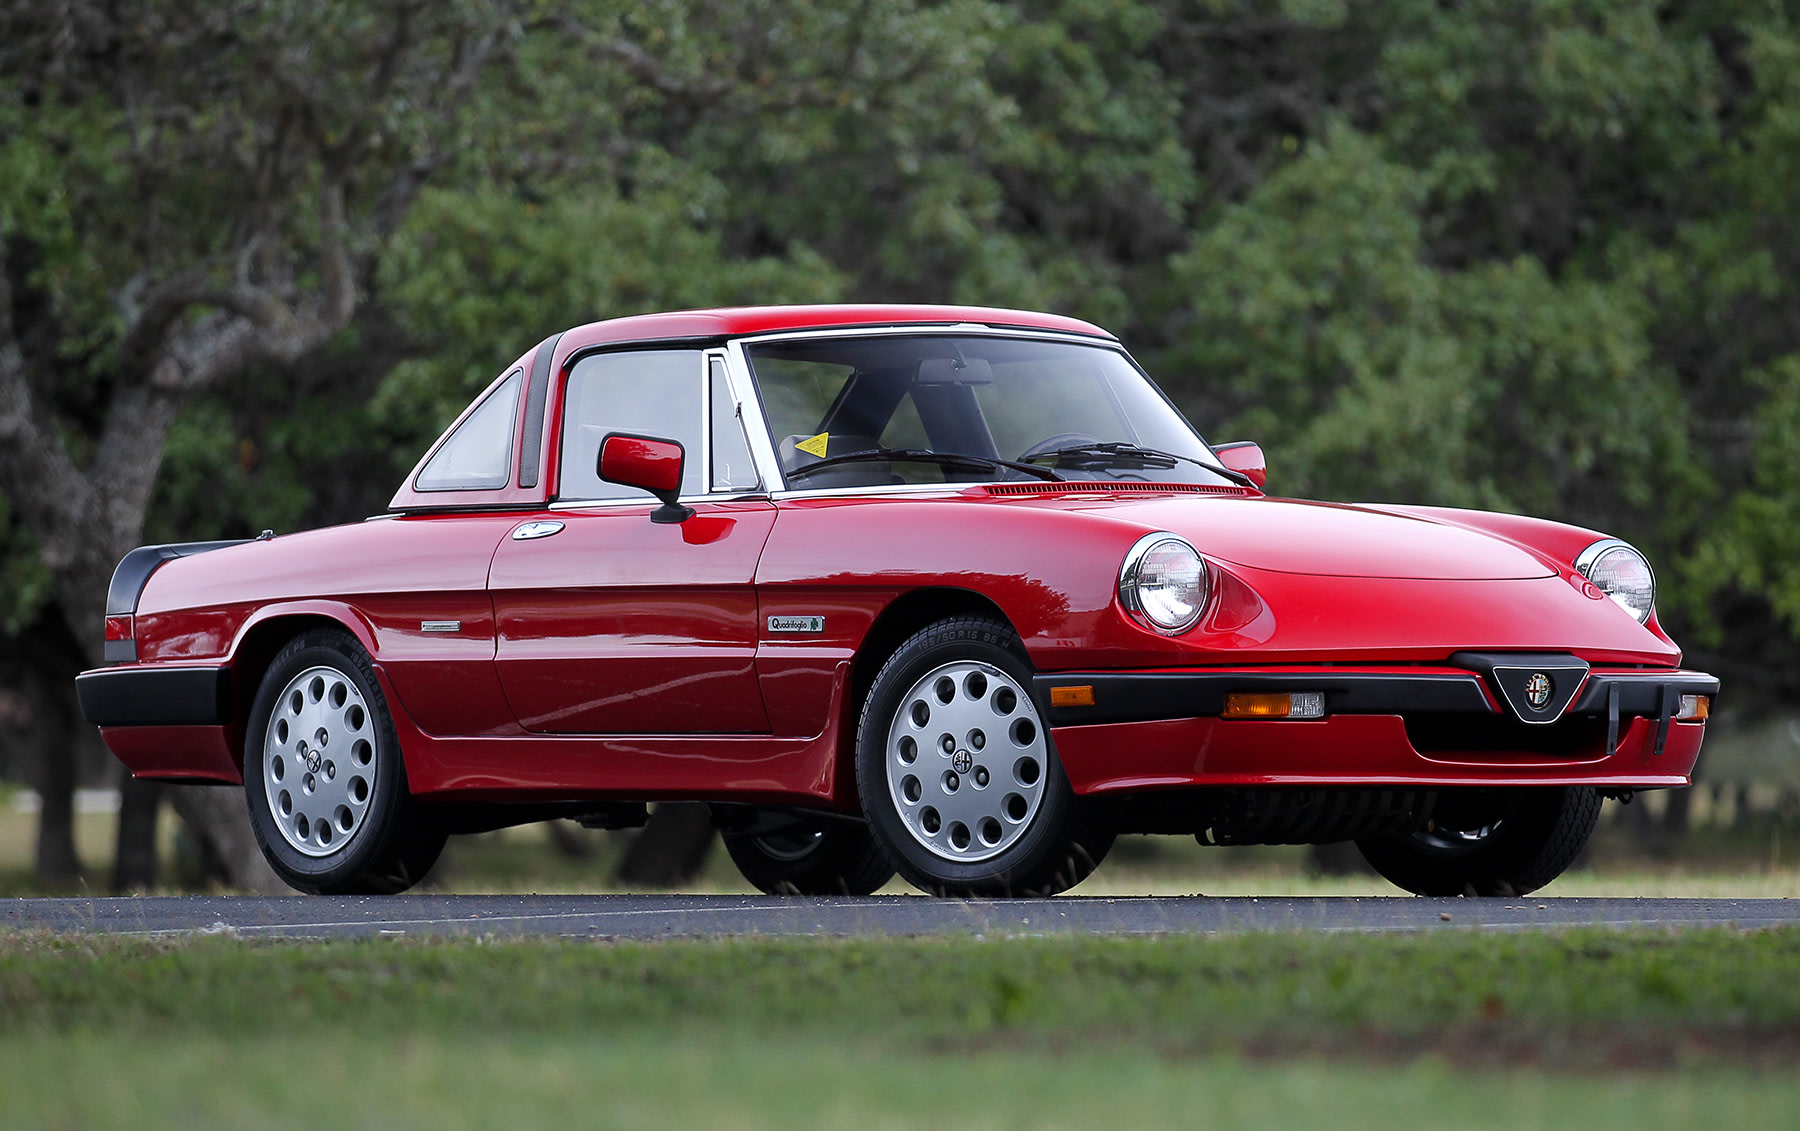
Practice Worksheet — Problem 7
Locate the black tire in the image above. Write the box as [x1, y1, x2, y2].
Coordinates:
[722, 817, 895, 895]
[854, 615, 1114, 896]
[243, 628, 446, 894]
[1355, 787, 1601, 897]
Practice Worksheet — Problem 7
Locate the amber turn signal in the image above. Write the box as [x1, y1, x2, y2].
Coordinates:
[1677, 694, 1710, 722]
[1224, 692, 1290, 718]
[1049, 685, 1095, 708]
[1223, 691, 1326, 720]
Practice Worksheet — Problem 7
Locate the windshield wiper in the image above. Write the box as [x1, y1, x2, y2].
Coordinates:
[1028, 442, 1256, 488]
[785, 447, 1063, 484]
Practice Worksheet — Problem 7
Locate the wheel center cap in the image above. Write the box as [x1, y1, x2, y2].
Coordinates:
[951, 749, 973, 774]
[306, 750, 322, 773]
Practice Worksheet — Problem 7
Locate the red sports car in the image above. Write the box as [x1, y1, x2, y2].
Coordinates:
[77, 304, 1716, 897]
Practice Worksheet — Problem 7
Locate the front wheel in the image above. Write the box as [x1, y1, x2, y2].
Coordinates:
[243, 629, 445, 894]
[855, 615, 1113, 896]
[1355, 787, 1601, 896]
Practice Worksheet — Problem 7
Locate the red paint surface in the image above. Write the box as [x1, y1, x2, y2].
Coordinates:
[89, 305, 1708, 807]
[1054, 714, 1703, 794]
[599, 434, 685, 495]
[489, 501, 775, 734]
[102, 724, 243, 784]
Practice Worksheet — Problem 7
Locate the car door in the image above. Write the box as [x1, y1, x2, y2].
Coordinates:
[488, 348, 775, 733]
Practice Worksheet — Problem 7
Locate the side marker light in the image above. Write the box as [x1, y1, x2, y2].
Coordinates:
[1049, 685, 1095, 708]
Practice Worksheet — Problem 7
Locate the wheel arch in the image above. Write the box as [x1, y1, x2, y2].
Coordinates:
[834, 587, 1018, 806]
[227, 605, 379, 726]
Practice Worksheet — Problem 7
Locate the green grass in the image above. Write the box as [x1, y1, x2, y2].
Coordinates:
[5, 1033, 1795, 1131]
[3, 928, 1800, 1128]
[6, 928, 1800, 1044]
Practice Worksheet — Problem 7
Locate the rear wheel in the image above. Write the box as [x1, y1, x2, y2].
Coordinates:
[243, 629, 445, 894]
[855, 615, 1113, 896]
[722, 817, 894, 895]
[1355, 787, 1600, 896]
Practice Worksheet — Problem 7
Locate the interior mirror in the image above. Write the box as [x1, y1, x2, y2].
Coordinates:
[598, 433, 693, 524]
[916, 356, 994, 385]
[1213, 440, 1266, 489]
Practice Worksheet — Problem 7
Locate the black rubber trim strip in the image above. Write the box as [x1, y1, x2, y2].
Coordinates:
[1567, 673, 1719, 718]
[1654, 684, 1677, 757]
[75, 666, 232, 727]
[1033, 672, 1494, 727]
[1606, 682, 1621, 756]
[106, 540, 251, 617]
[518, 331, 564, 490]
[103, 536, 250, 623]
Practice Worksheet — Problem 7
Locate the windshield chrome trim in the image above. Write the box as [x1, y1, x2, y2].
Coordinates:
[730, 327, 1227, 493]
[732, 323, 1116, 348]
[767, 481, 991, 502]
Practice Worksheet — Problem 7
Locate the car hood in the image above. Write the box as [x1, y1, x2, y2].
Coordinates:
[1071, 495, 1557, 580]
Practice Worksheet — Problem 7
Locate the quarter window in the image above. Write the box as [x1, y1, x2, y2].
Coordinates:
[558, 350, 705, 501]
[414, 370, 521, 491]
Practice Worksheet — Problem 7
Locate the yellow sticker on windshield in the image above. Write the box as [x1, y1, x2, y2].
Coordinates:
[795, 432, 830, 458]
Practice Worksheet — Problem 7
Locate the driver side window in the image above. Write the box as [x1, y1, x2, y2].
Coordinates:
[558, 349, 705, 501]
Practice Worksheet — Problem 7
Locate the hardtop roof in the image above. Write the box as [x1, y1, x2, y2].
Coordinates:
[553, 304, 1115, 352]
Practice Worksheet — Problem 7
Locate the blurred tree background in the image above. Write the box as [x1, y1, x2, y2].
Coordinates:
[3, 0, 1799, 890]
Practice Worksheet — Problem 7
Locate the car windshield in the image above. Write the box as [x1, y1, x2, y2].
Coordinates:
[745, 334, 1234, 490]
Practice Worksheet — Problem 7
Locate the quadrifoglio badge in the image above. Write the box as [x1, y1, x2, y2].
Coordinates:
[766, 615, 826, 634]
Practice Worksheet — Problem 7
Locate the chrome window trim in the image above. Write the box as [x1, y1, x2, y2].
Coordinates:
[763, 482, 986, 502]
[546, 490, 769, 513]
[723, 338, 790, 494]
[732, 322, 1114, 348]
[554, 347, 708, 506]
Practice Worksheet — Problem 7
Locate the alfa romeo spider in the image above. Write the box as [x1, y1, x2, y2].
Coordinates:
[76, 304, 1717, 897]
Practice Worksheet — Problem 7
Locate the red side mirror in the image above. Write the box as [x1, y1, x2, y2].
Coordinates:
[599, 433, 692, 524]
[1213, 441, 1266, 489]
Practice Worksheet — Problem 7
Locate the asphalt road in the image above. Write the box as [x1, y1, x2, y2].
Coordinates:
[2, 894, 1796, 940]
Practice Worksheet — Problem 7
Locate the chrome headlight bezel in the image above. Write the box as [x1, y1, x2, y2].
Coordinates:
[1575, 537, 1656, 624]
[1118, 533, 1210, 635]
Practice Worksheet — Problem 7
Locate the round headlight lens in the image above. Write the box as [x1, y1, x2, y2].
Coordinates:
[1576, 539, 1655, 624]
[1120, 534, 1209, 634]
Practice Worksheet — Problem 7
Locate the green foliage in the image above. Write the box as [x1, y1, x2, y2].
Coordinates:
[11, 0, 1800, 702]
[377, 156, 846, 440]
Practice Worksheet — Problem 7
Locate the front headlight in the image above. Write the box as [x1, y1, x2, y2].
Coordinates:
[1119, 533, 1210, 634]
[1575, 538, 1656, 624]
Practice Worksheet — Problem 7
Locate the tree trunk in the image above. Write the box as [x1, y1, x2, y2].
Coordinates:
[164, 785, 285, 894]
[112, 774, 162, 891]
[615, 803, 717, 888]
[1306, 840, 1374, 876]
[30, 680, 81, 887]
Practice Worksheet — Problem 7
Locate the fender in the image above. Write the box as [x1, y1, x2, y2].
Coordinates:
[103, 538, 256, 662]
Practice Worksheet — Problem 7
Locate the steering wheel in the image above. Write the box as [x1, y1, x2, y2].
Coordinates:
[1017, 432, 1102, 462]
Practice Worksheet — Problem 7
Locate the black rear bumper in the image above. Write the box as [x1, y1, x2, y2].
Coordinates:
[76, 665, 232, 727]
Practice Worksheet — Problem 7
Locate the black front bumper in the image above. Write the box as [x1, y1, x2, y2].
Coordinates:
[1033, 666, 1719, 758]
[76, 665, 233, 727]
